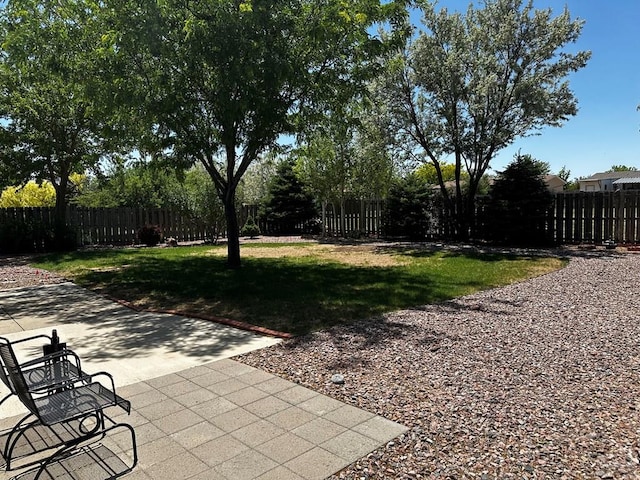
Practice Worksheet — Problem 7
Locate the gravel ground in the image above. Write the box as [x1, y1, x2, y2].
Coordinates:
[238, 253, 640, 479]
[0, 255, 67, 290]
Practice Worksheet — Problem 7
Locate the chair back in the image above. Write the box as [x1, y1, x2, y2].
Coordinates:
[0, 338, 38, 414]
[0, 337, 17, 394]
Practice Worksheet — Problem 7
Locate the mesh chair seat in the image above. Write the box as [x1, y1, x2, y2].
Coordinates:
[34, 383, 131, 426]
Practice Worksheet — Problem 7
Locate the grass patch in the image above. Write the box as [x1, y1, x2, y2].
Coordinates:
[33, 244, 566, 335]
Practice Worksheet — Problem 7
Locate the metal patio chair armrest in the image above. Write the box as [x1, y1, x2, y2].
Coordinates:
[83, 371, 131, 413]
[20, 348, 81, 369]
[20, 348, 83, 374]
[19, 349, 89, 394]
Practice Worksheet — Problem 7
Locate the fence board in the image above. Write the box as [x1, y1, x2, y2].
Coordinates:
[0, 206, 212, 246]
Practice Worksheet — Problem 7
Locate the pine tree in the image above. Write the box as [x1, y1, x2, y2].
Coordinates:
[262, 159, 317, 234]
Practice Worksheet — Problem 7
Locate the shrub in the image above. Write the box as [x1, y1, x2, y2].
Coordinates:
[138, 224, 162, 246]
[241, 217, 261, 238]
[485, 154, 553, 246]
[0, 219, 36, 253]
[382, 173, 433, 240]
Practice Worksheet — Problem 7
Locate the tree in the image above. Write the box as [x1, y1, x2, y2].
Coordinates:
[380, 0, 590, 239]
[77, 160, 190, 209]
[382, 173, 433, 240]
[238, 152, 280, 206]
[609, 165, 637, 172]
[486, 153, 553, 245]
[558, 165, 571, 182]
[296, 100, 395, 236]
[107, 0, 407, 267]
[415, 162, 457, 185]
[262, 158, 317, 234]
[0, 181, 56, 208]
[0, 0, 120, 249]
[295, 135, 338, 236]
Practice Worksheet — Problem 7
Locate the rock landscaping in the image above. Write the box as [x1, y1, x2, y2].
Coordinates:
[239, 253, 640, 479]
[0, 256, 67, 290]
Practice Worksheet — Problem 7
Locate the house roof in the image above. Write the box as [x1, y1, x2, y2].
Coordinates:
[582, 170, 640, 181]
[612, 177, 640, 184]
[544, 174, 566, 185]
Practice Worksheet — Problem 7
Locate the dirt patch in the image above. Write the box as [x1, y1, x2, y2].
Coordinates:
[88, 265, 130, 273]
[202, 244, 408, 267]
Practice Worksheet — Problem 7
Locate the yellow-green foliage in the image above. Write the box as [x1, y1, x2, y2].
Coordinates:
[0, 174, 85, 208]
[414, 162, 459, 185]
[0, 181, 56, 207]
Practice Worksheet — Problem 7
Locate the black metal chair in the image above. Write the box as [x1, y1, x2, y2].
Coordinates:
[0, 338, 134, 473]
[0, 335, 86, 409]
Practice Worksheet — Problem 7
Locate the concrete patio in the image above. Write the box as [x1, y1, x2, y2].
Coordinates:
[0, 283, 408, 479]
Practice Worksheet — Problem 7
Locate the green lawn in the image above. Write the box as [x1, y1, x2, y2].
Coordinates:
[33, 243, 566, 335]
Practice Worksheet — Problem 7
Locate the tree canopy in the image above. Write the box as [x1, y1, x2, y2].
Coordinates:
[608, 165, 638, 172]
[0, 0, 120, 247]
[105, 0, 407, 267]
[0, 181, 55, 208]
[380, 0, 590, 238]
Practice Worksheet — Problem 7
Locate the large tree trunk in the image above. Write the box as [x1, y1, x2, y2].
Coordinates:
[223, 193, 241, 269]
[52, 178, 70, 251]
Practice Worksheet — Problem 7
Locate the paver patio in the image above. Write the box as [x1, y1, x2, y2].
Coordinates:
[0, 284, 408, 479]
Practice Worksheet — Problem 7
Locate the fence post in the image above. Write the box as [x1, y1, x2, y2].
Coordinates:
[615, 191, 624, 243]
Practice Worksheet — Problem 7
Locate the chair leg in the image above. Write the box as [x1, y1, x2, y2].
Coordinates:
[3, 412, 36, 471]
[32, 423, 137, 480]
[0, 392, 12, 409]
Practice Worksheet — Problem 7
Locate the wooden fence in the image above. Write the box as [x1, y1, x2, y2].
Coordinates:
[550, 191, 640, 244]
[470, 191, 640, 244]
[3, 191, 640, 247]
[0, 206, 215, 245]
[322, 200, 384, 237]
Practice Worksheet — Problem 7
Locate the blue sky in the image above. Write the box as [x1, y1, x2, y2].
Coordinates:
[411, 0, 640, 180]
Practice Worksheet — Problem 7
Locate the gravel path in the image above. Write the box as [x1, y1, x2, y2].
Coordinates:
[238, 253, 640, 479]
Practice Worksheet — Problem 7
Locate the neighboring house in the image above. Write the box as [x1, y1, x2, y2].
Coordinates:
[579, 171, 640, 192]
[612, 177, 640, 191]
[543, 174, 566, 193]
